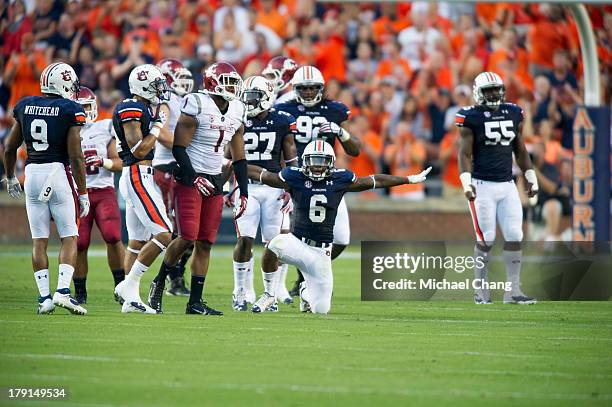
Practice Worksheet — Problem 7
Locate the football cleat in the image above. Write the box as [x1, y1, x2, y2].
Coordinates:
[186, 300, 223, 315]
[474, 294, 493, 305]
[52, 290, 87, 315]
[504, 292, 537, 305]
[114, 280, 127, 304]
[276, 287, 294, 305]
[245, 289, 256, 304]
[37, 296, 55, 315]
[252, 292, 276, 313]
[148, 280, 165, 313]
[74, 287, 87, 305]
[166, 276, 190, 296]
[288, 279, 301, 297]
[299, 282, 311, 313]
[232, 289, 247, 312]
[121, 300, 157, 314]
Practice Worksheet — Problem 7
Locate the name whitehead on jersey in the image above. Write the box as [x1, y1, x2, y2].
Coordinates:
[24, 106, 60, 116]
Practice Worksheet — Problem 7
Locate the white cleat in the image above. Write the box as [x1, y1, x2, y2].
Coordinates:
[52, 292, 87, 315]
[37, 297, 55, 314]
[245, 289, 256, 305]
[114, 280, 127, 304]
[251, 292, 276, 313]
[299, 282, 311, 313]
[121, 300, 157, 314]
[276, 287, 294, 305]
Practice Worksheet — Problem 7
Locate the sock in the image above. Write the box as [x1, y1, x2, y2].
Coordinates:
[189, 275, 205, 304]
[34, 269, 50, 298]
[276, 263, 289, 294]
[503, 250, 523, 294]
[233, 260, 249, 294]
[474, 246, 490, 283]
[154, 261, 173, 284]
[127, 260, 148, 285]
[57, 264, 75, 291]
[111, 268, 125, 286]
[262, 270, 276, 296]
[245, 256, 255, 294]
[73, 277, 86, 293]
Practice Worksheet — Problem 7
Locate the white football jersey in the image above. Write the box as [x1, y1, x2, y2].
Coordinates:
[81, 119, 115, 189]
[181, 92, 244, 175]
[153, 92, 182, 167]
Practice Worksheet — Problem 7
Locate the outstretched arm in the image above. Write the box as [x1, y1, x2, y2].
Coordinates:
[347, 167, 432, 192]
[248, 165, 289, 189]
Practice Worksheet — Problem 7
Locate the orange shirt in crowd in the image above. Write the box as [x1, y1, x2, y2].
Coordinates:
[375, 58, 412, 81]
[348, 131, 383, 177]
[527, 19, 573, 69]
[6, 52, 48, 108]
[257, 8, 286, 38]
[384, 137, 426, 196]
[314, 34, 346, 82]
[488, 47, 529, 77]
[439, 131, 461, 188]
[371, 15, 411, 44]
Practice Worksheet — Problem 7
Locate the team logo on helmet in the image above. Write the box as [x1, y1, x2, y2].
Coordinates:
[61, 70, 72, 81]
[137, 71, 148, 81]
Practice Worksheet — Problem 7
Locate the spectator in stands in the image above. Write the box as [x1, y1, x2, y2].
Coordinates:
[444, 84, 471, 132]
[380, 77, 405, 129]
[194, 14, 213, 48]
[111, 34, 154, 97]
[185, 44, 214, 89]
[348, 42, 378, 83]
[46, 14, 86, 64]
[384, 121, 427, 200]
[439, 127, 462, 199]
[214, 11, 242, 65]
[398, 8, 441, 70]
[95, 71, 122, 121]
[2, 0, 33, 59]
[376, 40, 412, 88]
[3, 33, 47, 110]
[214, 0, 249, 34]
[257, 0, 286, 39]
[74, 45, 98, 90]
[32, 0, 61, 46]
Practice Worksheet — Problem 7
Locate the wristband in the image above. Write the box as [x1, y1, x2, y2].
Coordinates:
[130, 140, 142, 154]
[459, 172, 473, 193]
[259, 168, 267, 183]
[149, 125, 161, 138]
[338, 128, 351, 142]
[369, 175, 376, 189]
[102, 159, 113, 170]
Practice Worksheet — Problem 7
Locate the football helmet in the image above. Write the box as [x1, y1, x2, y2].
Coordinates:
[302, 140, 335, 181]
[202, 62, 242, 101]
[262, 56, 298, 94]
[128, 64, 169, 104]
[157, 58, 194, 96]
[40, 62, 80, 100]
[75, 86, 98, 123]
[241, 75, 274, 118]
[292, 66, 325, 107]
[473, 72, 505, 108]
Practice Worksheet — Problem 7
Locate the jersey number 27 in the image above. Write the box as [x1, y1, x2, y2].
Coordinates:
[484, 120, 516, 146]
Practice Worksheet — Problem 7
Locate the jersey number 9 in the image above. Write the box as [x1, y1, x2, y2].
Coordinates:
[31, 119, 49, 151]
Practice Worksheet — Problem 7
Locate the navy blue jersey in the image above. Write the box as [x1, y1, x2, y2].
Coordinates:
[456, 103, 524, 182]
[112, 98, 155, 166]
[13, 95, 86, 165]
[280, 167, 355, 243]
[244, 108, 296, 172]
[275, 99, 350, 161]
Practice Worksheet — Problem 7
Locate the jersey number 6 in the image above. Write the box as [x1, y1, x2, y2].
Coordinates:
[309, 194, 327, 223]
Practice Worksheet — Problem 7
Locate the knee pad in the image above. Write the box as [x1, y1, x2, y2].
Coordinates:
[504, 227, 523, 242]
[310, 299, 331, 315]
[267, 234, 288, 257]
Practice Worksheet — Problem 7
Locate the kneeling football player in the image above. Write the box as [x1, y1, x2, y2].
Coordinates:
[248, 140, 431, 314]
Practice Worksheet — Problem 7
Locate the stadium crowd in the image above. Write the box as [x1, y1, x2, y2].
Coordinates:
[1, 0, 610, 212]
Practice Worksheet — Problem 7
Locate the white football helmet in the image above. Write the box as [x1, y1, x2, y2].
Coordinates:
[75, 86, 98, 123]
[128, 64, 170, 104]
[241, 76, 274, 118]
[473, 72, 505, 108]
[292, 66, 325, 107]
[302, 140, 335, 181]
[40, 62, 80, 100]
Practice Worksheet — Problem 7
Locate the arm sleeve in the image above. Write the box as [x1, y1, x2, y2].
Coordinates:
[172, 145, 197, 185]
[232, 159, 249, 198]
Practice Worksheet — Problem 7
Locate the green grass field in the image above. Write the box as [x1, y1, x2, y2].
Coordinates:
[0, 244, 611, 407]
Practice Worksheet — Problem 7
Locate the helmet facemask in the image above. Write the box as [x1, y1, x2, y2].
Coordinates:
[295, 84, 323, 107]
[242, 88, 271, 118]
[215, 74, 243, 101]
[171, 69, 194, 96]
[303, 153, 334, 181]
[477, 84, 505, 109]
[148, 78, 171, 103]
[80, 100, 98, 123]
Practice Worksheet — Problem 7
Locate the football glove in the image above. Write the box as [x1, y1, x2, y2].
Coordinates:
[194, 176, 215, 197]
[407, 166, 432, 184]
[85, 155, 104, 168]
[2, 177, 22, 199]
[79, 194, 90, 218]
[278, 191, 293, 214]
[234, 194, 248, 220]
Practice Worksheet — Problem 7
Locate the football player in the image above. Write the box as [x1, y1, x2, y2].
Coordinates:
[262, 56, 299, 105]
[248, 140, 431, 313]
[229, 75, 298, 311]
[147, 62, 249, 315]
[73, 87, 124, 304]
[3, 62, 88, 315]
[457, 72, 538, 305]
[113, 64, 173, 314]
[275, 65, 360, 295]
[152, 58, 194, 296]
